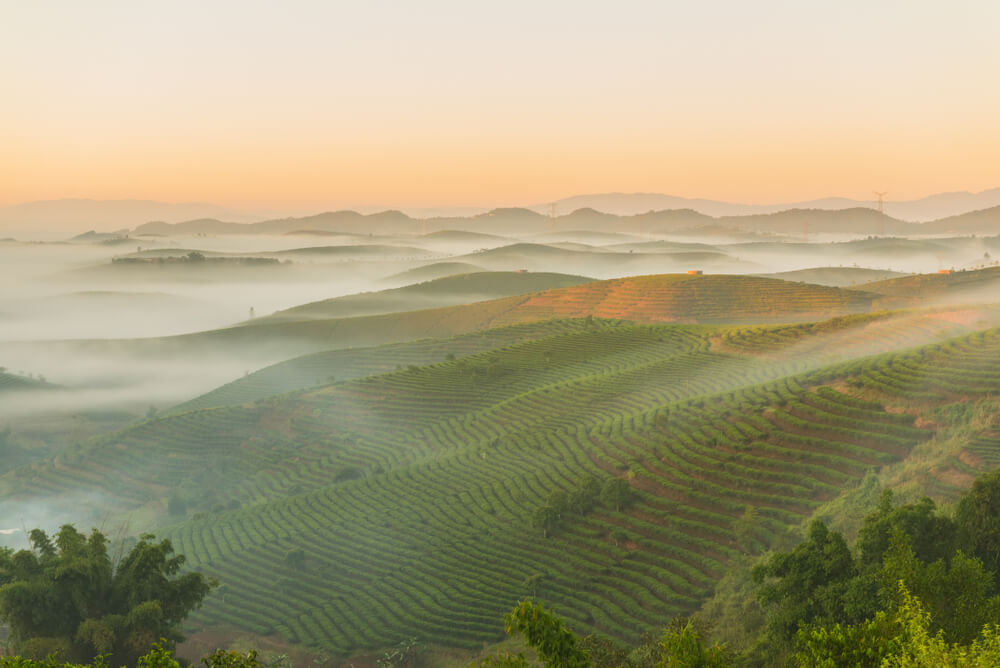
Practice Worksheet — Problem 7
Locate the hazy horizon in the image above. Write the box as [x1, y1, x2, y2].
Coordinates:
[3, 1, 999, 212]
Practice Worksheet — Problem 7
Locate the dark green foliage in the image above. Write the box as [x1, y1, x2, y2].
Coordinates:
[283, 548, 306, 570]
[752, 521, 858, 647]
[657, 619, 729, 668]
[955, 469, 1000, 582]
[576, 635, 631, 668]
[483, 600, 591, 668]
[0, 526, 215, 666]
[599, 479, 633, 513]
[530, 505, 560, 539]
[878, 530, 1000, 644]
[856, 491, 956, 567]
[0, 644, 265, 668]
[481, 603, 729, 668]
[748, 472, 1000, 660]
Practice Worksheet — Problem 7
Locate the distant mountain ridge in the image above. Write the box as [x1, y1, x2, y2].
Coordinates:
[542, 188, 1000, 222]
[3, 191, 999, 239]
[127, 205, 996, 238]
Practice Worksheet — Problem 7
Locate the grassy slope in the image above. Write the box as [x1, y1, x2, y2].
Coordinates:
[0, 371, 56, 392]
[7, 312, 1000, 654]
[18, 274, 885, 365]
[171, 319, 604, 414]
[383, 262, 487, 283]
[756, 267, 905, 287]
[861, 266, 1000, 298]
[176, 304, 1000, 416]
[485, 274, 881, 326]
[256, 271, 594, 322]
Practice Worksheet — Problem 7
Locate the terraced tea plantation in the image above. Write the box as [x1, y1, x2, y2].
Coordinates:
[8, 302, 1000, 655]
[487, 274, 884, 326]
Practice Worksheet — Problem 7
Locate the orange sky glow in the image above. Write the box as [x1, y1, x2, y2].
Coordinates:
[3, 1, 998, 211]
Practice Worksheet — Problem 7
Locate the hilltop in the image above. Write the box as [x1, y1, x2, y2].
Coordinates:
[756, 267, 905, 287]
[920, 204, 1000, 235]
[105, 202, 1000, 240]
[3, 274, 890, 375]
[484, 274, 881, 326]
[256, 271, 594, 323]
[542, 188, 1000, 221]
[0, 370, 56, 393]
[382, 261, 487, 283]
[862, 266, 1000, 303]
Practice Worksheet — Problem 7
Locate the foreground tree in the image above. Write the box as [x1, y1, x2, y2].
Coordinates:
[0, 525, 216, 666]
[795, 582, 1000, 667]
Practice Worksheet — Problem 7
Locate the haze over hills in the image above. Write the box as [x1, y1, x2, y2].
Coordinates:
[4, 190, 1000, 241]
[542, 188, 1000, 222]
[120, 205, 999, 240]
[4, 199, 1000, 666]
[0, 199, 279, 238]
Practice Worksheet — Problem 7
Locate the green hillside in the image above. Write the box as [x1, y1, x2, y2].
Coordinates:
[20, 273, 886, 367]
[176, 304, 1000, 417]
[7, 313, 1000, 656]
[862, 266, 1000, 299]
[256, 271, 594, 323]
[0, 370, 55, 392]
[382, 261, 487, 283]
[485, 274, 883, 326]
[172, 319, 605, 414]
[756, 267, 905, 287]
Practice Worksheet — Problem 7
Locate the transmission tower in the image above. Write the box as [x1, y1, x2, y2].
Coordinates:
[873, 191, 888, 237]
[873, 191, 887, 214]
[547, 203, 557, 233]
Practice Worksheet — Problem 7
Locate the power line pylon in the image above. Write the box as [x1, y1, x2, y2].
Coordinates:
[873, 191, 888, 236]
[873, 191, 887, 215]
[547, 203, 557, 233]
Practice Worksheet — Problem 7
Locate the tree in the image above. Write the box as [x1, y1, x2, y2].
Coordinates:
[955, 470, 1000, 583]
[547, 491, 569, 520]
[284, 548, 306, 570]
[568, 478, 601, 516]
[523, 573, 545, 597]
[795, 582, 1000, 667]
[658, 618, 730, 668]
[479, 600, 590, 668]
[532, 504, 560, 538]
[600, 479, 633, 512]
[857, 491, 956, 568]
[0, 525, 216, 666]
[752, 521, 858, 648]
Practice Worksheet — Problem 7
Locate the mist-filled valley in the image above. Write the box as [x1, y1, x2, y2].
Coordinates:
[1, 199, 1000, 666]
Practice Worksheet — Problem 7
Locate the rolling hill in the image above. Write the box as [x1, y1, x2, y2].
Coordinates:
[9, 274, 887, 371]
[861, 266, 1000, 302]
[756, 267, 905, 287]
[256, 272, 594, 323]
[7, 317, 1000, 655]
[0, 370, 55, 393]
[482, 274, 882, 326]
[382, 262, 487, 283]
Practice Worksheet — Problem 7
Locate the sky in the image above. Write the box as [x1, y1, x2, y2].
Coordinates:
[2, 0, 999, 211]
